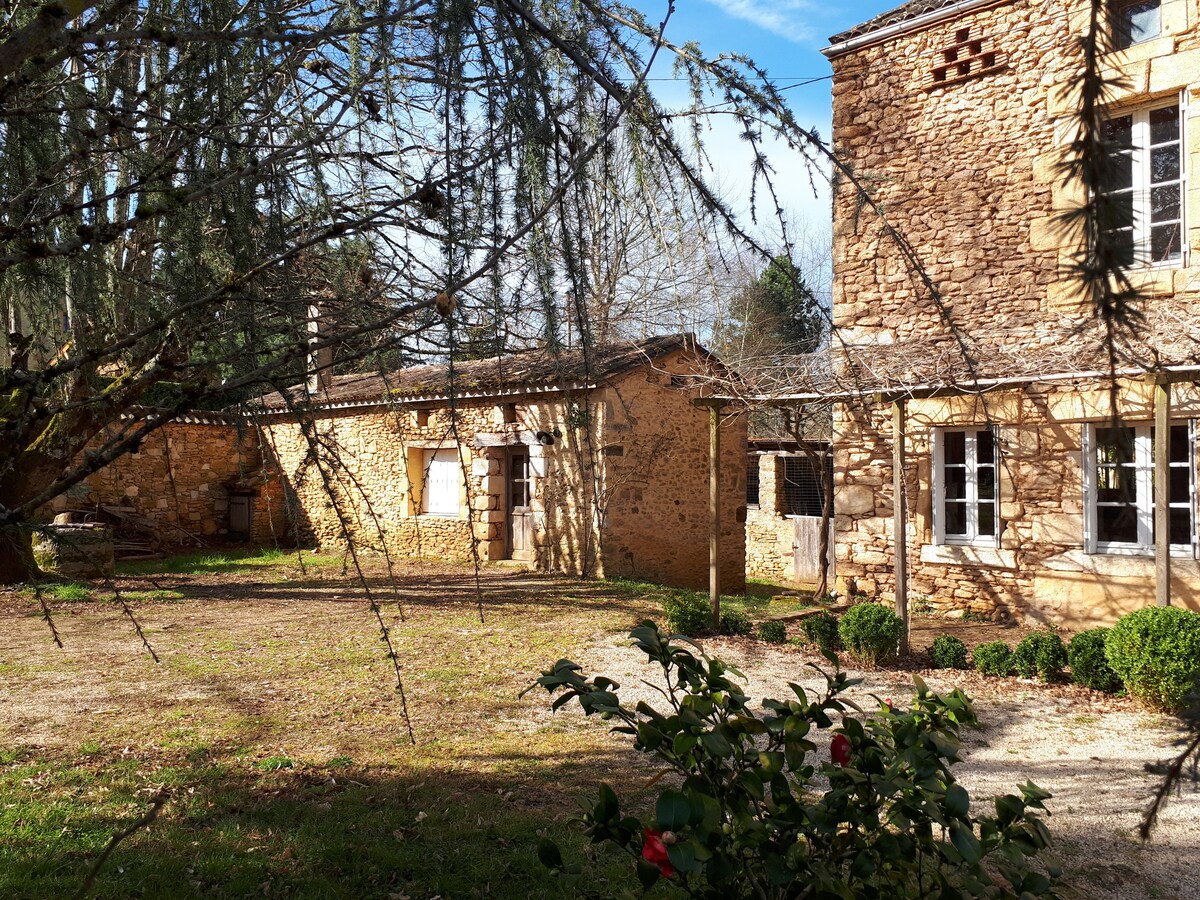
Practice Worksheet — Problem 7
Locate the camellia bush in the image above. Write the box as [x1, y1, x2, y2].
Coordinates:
[526, 623, 1061, 898]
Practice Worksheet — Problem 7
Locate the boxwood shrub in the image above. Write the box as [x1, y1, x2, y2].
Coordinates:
[929, 634, 969, 669]
[800, 611, 841, 656]
[838, 603, 904, 667]
[973, 641, 1014, 677]
[1106, 606, 1200, 711]
[720, 608, 753, 637]
[663, 592, 712, 637]
[757, 620, 788, 644]
[1012, 632, 1068, 682]
[1067, 628, 1122, 693]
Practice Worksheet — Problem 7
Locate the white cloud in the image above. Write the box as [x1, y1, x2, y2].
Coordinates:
[702, 0, 817, 45]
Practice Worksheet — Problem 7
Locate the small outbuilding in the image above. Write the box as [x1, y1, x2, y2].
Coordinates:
[258, 334, 747, 592]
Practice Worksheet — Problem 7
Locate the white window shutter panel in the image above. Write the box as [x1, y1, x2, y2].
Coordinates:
[1082, 424, 1095, 554]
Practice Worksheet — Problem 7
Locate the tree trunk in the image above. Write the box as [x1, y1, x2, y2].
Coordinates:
[0, 526, 40, 584]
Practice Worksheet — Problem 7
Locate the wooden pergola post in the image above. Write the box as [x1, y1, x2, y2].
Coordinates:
[693, 398, 728, 631]
[892, 399, 910, 654]
[1154, 379, 1172, 606]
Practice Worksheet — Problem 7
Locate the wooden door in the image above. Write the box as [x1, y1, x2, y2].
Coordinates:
[229, 494, 252, 540]
[792, 516, 833, 583]
[507, 448, 534, 560]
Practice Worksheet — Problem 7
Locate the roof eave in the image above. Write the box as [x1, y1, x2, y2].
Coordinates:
[822, 0, 1007, 59]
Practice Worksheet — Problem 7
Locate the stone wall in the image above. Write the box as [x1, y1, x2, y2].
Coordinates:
[591, 352, 746, 592]
[828, 0, 1200, 626]
[263, 351, 747, 591]
[746, 453, 793, 582]
[47, 419, 286, 546]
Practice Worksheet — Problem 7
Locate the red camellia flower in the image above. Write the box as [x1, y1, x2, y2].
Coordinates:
[831, 733, 852, 767]
[642, 828, 674, 877]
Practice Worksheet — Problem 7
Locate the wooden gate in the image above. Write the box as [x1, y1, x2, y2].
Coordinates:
[792, 516, 834, 583]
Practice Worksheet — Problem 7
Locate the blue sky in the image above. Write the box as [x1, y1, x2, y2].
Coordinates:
[627, 0, 904, 229]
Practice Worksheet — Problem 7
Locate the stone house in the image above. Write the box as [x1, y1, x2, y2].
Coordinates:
[824, 0, 1200, 626]
[257, 334, 747, 592]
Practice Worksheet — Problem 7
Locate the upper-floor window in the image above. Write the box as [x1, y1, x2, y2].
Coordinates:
[1102, 101, 1184, 267]
[1084, 422, 1195, 554]
[933, 428, 997, 546]
[1111, 0, 1161, 50]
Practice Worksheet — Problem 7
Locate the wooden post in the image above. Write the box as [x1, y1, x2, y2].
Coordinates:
[892, 399, 909, 654]
[709, 402, 722, 631]
[691, 397, 727, 632]
[1155, 380, 1171, 606]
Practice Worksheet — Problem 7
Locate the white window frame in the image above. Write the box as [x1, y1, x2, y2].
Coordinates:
[1103, 95, 1187, 269]
[932, 427, 999, 547]
[1082, 421, 1197, 556]
[421, 448, 461, 516]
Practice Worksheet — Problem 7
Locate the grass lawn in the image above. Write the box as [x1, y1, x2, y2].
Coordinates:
[1, 554, 697, 899]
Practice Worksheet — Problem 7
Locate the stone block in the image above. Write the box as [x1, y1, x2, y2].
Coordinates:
[1031, 512, 1084, 546]
[838, 484, 875, 516]
[1150, 47, 1200, 92]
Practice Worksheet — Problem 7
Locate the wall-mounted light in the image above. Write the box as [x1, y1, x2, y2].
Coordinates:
[535, 430, 556, 446]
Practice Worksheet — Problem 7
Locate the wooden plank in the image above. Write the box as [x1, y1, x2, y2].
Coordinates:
[1155, 381, 1171, 606]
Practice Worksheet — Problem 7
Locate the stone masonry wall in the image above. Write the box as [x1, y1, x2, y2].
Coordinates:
[746, 454, 794, 583]
[831, 0, 1199, 373]
[594, 351, 746, 592]
[47, 420, 287, 545]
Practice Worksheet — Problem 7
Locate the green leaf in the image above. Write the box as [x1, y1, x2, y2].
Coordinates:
[701, 729, 732, 757]
[666, 840, 698, 874]
[951, 824, 983, 863]
[995, 794, 1024, 826]
[594, 784, 619, 822]
[759, 750, 784, 776]
[656, 789, 691, 830]
[945, 783, 970, 818]
[851, 852, 876, 878]
[635, 858, 661, 890]
[672, 732, 697, 757]
[537, 837, 563, 870]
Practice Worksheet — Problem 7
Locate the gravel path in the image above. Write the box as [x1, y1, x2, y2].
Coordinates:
[576, 633, 1200, 900]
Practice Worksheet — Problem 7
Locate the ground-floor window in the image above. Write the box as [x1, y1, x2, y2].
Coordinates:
[421, 448, 461, 516]
[1084, 421, 1195, 554]
[933, 427, 997, 546]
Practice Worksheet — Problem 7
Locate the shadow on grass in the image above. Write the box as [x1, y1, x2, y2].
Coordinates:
[0, 747, 674, 900]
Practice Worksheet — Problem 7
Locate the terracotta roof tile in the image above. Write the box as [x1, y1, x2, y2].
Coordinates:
[256, 333, 706, 410]
[828, 0, 968, 46]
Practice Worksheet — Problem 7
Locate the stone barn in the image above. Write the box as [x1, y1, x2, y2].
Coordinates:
[257, 334, 747, 592]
